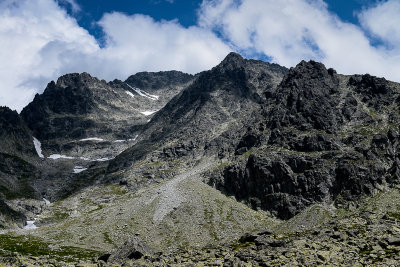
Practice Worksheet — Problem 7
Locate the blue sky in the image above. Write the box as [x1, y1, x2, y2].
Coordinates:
[1, 0, 400, 111]
[61, 0, 376, 45]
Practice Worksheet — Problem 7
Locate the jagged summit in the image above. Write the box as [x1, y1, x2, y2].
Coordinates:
[0, 106, 35, 158]
[216, 52, 245, 70]
[55, 72, 102, 88]
[268, 59, 341, 132]
[125, 70, 194, 92]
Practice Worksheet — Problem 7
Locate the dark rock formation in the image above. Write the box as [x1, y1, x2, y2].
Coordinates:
[125, 70, 194, 92]
[209, 59, 400, 219]
[0, 107, 35, 159]
[105, 237, 153, 263]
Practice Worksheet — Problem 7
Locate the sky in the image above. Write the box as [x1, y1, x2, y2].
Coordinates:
[1, 0, 400, 112]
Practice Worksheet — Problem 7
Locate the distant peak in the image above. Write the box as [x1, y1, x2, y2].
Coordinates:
[223, 52, 244, 62]
[56, 72, 99, 88]
[216, 52, 246, 71]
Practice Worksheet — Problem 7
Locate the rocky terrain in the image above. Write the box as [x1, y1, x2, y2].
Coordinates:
[1, 52, 400, 266]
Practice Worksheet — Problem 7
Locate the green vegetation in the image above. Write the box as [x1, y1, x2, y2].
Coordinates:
[232, 242, 254, 251]
[0, 234, 100, 262]
[102, 232, 115, 247]
[203, 207, 219, 241]
[107, 184, 127, 196]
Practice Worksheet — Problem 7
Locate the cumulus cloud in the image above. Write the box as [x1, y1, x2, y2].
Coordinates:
[0, 0, 230, 111]
[2, 0, 400, 112]
[358, 0, 400, 48]
[0, 0, 98, 111]
[58, 0, 81, 13]
[199, 0, 400, 82]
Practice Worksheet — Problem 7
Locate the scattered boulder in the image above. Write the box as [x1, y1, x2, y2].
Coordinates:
[107, 237, 153, 263]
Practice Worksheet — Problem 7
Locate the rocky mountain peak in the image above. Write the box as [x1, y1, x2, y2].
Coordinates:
[0, 106, 22, 130]
[215, 52, 246, 72]
[125, 71, 194, 92]
[267, 60, 341, 131]
[0, 106, 35, 159]
[56, 72, 102, 89]
[280, 60, 339, 95]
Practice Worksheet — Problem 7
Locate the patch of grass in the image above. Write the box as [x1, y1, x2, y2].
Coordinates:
[203, 208, 219, 241]
[107, 184, 127, 196]
[88, 204, 104, 214]
[103, 232, 115, 247]
[0, 234, 100, 262]
[359, 245, 373, 256]
[387, 212, 400, 219]
[232, 242, 253, 251]
[41, 210, 69, 224]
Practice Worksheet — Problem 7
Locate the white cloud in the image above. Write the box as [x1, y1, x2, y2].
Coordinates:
[0, 0, 230, 112]
[1, 0, 400, 112]
[0, 0, 98, 111]
[358, 0, 400, 48]
[58, 0, 81, 13]
[199, 0, 400, 82]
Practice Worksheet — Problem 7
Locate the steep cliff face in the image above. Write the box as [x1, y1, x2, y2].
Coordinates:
[0, 107, 38, 228]
[210, 60, 400, 219]
[0, 107, 35, 159]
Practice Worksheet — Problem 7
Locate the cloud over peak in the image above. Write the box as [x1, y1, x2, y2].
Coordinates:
[1, 0, 400, 111]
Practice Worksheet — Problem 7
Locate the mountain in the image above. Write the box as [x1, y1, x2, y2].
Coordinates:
[106, 53, 287, 181]
[209, 60, 400, 219]
[1, 53, 400, 266]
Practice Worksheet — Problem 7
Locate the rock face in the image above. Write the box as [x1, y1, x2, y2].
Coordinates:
[104, 237, 153, 263]
[0, 199, 26, 229]
[0, 107, 35, 159]
[209, 60, 400, 219]
[0, 107, 38, 228]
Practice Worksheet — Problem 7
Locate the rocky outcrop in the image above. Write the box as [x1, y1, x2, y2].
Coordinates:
[125, 70, 194, 92]
[0, 199, 26, 228]
[101, 237, 154, 264]
[0, 107, 35, 159]
[210, 60, 400, 219]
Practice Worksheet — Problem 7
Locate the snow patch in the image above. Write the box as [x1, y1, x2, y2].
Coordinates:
[43, 198, 51, 205]
[128, 135, 139, 142]
[113, 140, 125, 143]
[23, 220, 37, 230]
[79, 137, 104, 142]
[140, 110, 157, 116]
[48, 154, 75, 160]
[73, 166, 87, 173]
[125, 91, 135, 98]
[125, 83, 159, 100]
[33, 137, 44, 158]
[95, 158, 111, 162]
